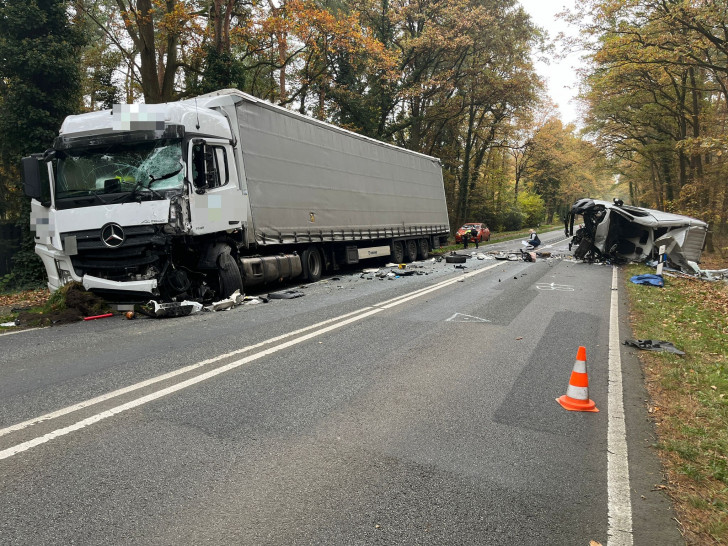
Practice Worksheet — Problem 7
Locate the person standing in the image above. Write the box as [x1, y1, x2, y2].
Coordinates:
[470, 226, 479, 248]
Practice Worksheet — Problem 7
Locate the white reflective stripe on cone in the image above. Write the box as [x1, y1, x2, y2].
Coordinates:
[566, 385, 589, 400]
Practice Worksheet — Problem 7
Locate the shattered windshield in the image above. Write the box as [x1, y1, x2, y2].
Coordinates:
[55, 139, 183, 200]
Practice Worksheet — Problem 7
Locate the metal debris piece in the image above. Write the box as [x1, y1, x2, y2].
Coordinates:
[144, 300, 203, 318]
[624, 339, 685, 355]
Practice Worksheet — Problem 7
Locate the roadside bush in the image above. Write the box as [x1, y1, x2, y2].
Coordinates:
[518, 191, 546, 227]
[501, 209, 524, 231]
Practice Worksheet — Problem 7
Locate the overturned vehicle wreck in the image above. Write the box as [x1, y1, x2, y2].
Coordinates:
[565, 198, 708, 271]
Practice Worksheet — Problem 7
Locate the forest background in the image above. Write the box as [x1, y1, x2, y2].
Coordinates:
[0, 0, 727, 288]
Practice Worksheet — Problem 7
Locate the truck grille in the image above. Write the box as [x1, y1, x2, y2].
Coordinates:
[66, 225, 161, 280]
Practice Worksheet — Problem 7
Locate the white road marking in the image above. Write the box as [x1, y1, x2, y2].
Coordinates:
[0, 327, 45, 338]
[0, 306, 377, 439]
[446, 313, 491, 323]
[541, 236, 571, 249]
[535, 282, 574, 291]
[607, 266, 634, 545]
[0, 262, 502, 460]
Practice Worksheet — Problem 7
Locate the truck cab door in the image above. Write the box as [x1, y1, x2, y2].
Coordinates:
[187, 138, 246, 235]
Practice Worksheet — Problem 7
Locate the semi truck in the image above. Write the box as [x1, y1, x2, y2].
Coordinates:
[22, 89, 450, 304]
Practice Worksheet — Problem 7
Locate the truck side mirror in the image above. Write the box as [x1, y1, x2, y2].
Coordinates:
[21, 154, 45, 200]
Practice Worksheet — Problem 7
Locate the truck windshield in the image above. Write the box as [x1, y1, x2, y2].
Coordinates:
[56, 139, 183, 200]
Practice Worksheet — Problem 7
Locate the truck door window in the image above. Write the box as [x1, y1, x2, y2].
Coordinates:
[192, 143, 228, 191]
[208, 146, 229, 188]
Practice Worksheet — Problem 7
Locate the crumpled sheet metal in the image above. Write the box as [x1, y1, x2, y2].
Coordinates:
[624, 339, 685, 355]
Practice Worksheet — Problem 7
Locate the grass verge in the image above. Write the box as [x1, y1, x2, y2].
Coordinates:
[625, 263, 728, 544]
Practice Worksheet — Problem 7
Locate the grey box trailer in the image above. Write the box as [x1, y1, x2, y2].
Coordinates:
[223, 92, 450, 245]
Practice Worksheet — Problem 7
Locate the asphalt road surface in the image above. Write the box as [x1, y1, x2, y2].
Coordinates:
[0, 230, 683, 545]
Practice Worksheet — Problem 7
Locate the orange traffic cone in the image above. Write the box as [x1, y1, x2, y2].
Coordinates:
[556, 346, 599, 412]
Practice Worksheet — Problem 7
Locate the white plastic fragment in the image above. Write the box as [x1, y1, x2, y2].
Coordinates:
[204, 289, 244, 312]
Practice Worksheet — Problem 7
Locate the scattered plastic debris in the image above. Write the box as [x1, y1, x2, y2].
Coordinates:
[204, 290, 244, 312]
[243, 295, 268, 305]
[624, 339, 685, 355]
[1, 321, 18, 327]
[630, 274, 664, 287]
[142, 300, 204, 318]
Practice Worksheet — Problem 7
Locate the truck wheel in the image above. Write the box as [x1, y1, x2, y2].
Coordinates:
[417, 238, 430, 260]
[218, 252, 244, 298]
[391, 241, 404, 263]
[302, 246, 323, 282]
[405, 239, 418, 262]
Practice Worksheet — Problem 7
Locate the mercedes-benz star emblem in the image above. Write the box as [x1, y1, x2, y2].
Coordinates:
[101, 223, 125, 248]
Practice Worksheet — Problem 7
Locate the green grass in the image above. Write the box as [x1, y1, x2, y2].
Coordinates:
[626, 263, 728, 543]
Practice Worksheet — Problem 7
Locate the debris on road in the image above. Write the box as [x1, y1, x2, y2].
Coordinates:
[630, 274, 665, 287]
[141, 300, 204, 318]
[445, 253, 467, 264]
[83, 313, 113, 321]
[624, 339, 685, 355]
[205, 290, 244, 311]
[268, 289, 305, 299]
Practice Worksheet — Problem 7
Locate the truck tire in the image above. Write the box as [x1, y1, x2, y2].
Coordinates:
[218, 252, 244, 297]
[405, 239, 418, 262]
[302, 246, 323, 282]
[391, 241, 404, 263]
[417, 238, 429, 260]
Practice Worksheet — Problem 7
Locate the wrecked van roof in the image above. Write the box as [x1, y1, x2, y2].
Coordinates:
[585, 199, 708, 228]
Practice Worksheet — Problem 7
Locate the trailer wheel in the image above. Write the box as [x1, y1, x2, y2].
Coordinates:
[391, 241, 404, 263]
[417, 238, 430, 260]
[405, 239, 418, 262]
[302, 246, 323, 282]
[218, 252, 244, 298]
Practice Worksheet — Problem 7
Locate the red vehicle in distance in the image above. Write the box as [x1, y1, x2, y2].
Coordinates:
[455, 223, 490, 244]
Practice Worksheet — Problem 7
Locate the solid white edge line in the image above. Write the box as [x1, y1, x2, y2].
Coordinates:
[607, 266, 634, 545]
[0, 327, 45, 338]
[1, 260, 504, 458]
